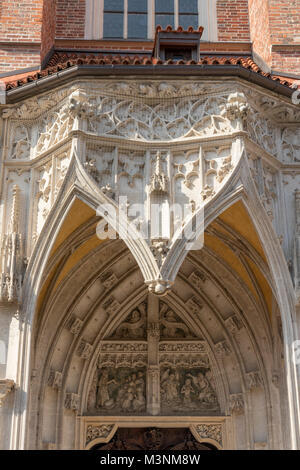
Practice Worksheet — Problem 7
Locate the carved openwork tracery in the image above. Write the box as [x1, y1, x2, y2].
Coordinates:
[2, 79, 298, 298]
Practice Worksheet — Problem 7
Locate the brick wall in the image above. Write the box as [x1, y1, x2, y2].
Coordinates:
[56, 0, 85, 38]
[249, 0, 300, 73]
[0, 0, 43, 72]
[248, 0, 272, 70]
[41, 0, 57, 65]
[269, 0, 300, 45]
[0, 47, 40, 72]
[272, 50, 300, 74]
[0, 0, 43, 42]
[217, 0, 250, 42]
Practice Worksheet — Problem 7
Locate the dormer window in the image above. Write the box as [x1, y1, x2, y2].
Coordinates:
[153, 26, 203, 62]
[85, 0, 217, 41]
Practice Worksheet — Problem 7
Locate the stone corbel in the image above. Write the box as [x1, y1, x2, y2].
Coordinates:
[229, 393, 244, 415]
[0, 379, 15, 406]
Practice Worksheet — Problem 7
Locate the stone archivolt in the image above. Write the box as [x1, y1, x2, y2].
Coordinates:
[28, 223, 284, 449]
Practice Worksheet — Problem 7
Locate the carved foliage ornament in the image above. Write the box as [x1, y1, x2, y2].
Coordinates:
[195, 424, 222, 447]
[86, 424, 114, 446]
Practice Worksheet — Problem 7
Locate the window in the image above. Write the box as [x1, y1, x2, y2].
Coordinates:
[85, 0, 217, 41]
[103, 0, 124, 38]
[128, 0, 148, 39]
[155, 0, 175, 29]
[178, 0, 198, 30]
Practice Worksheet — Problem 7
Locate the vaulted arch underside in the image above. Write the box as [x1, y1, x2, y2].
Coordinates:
[25, 198, 287, 450]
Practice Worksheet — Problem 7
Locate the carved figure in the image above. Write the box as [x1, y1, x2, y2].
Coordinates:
[161, 369, 180, 403]
[187, 372, 217, 404]
[96, 369, 117, 409]
[93, 368, 146, 414]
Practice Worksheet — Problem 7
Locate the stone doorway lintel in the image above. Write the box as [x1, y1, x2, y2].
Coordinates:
[77, 415, 233, 450]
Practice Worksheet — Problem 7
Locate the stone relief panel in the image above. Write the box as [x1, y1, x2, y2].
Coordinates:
[9, 124, 31, 160]
[160, 367, 219, 415]
[108, 302, 147, 340]
[282, 128, 300, 163]
[159, 302, 196, 339]
[195, 423, 223, 447]
[88, 367, 146, 415]
[85, 294, 222, 417]
[100, 81, 229, 100]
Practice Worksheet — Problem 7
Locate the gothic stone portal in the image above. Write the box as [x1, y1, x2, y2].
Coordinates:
[86, 297, 220, 417]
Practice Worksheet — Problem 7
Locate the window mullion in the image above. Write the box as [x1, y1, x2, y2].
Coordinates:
[95, 0, 103, 39]
[124, 0, 128, 38]
[148, 0, 154, 39]
[174, 0, 179, 29]
[198, 0, 208, 40]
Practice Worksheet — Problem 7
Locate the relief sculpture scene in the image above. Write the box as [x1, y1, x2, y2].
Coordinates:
[161, 368, 219, 415]
[88, 368, 146, 415]
[86, 300, 220, 417]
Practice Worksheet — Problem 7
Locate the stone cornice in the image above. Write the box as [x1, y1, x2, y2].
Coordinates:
[4, 64, 294, 104]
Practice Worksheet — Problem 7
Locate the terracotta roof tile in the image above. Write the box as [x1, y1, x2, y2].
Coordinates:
[3, 52, 295, 91]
